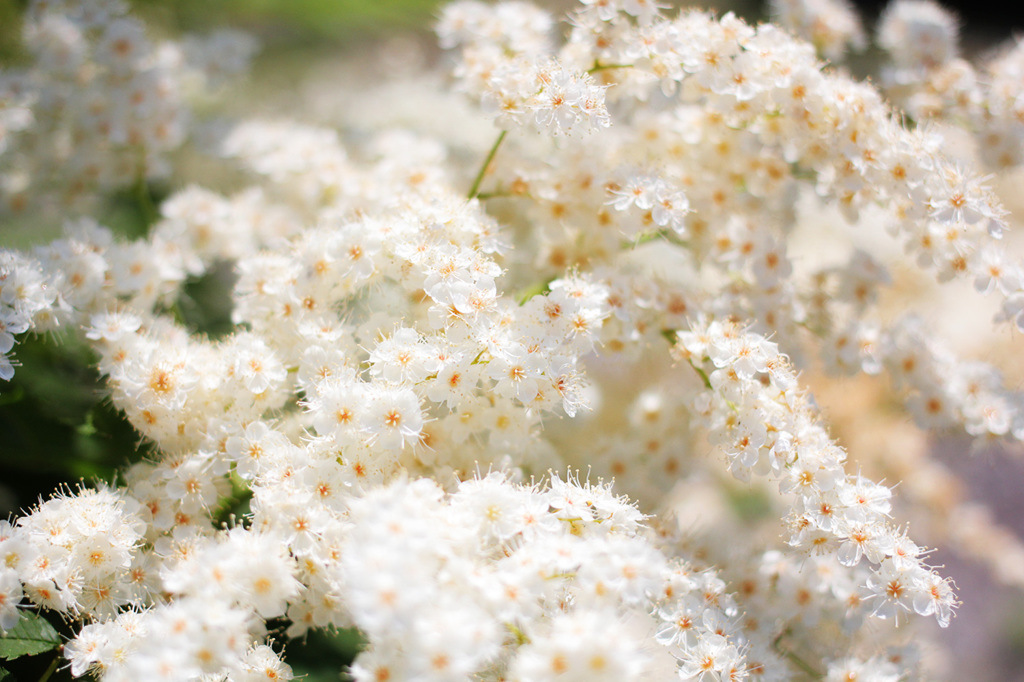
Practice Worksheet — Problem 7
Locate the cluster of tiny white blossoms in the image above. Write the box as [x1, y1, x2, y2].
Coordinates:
[873, 0, 1024, 170]
[675, 319, 955, 627]
[2, 0, 1024, 679]
[768, 0, 866, 61]
[0, 0, 255, 215]
[438, 2, 611, 136]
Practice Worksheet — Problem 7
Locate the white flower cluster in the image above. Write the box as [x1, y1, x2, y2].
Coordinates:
[0, 250, 60, 379]
[874, 0, 1024, 169]
[440, 1, 611, 135]
[676, 319, 956, 626]
[0, 487, 143, 621]
[0, 0, 255, 215]
[769, 0, 866, 61]
[877, 0, 960, 75]
[2, 0, 1024, 679]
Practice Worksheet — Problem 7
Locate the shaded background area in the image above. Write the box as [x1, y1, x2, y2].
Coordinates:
[1, 0, 1024, 680]
[929, 438, 1024, 679]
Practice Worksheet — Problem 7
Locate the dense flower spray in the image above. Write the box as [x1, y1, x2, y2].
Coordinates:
[2, 0, 1024, 679]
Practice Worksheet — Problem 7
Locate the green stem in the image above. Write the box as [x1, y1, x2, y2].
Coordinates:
[688, 359, 713, 391]
[468, 129, 507, 200]
[587, 61, 634, 74]
[660, 329, 715, 391]
[475, 190, 513, 200]
[135, 171, 158, 230]
[781, 649, 822, 679]
[772, 629, 823, 679]
[38, 653, 60, 682]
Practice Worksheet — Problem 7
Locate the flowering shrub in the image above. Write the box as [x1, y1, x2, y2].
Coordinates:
[2, 0, 1024, 679]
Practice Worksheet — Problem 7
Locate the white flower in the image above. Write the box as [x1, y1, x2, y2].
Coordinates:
[361, 386, 424, 450]
[0, 569, 22, 631]
[511, 609, 650, 682]
[866, 559, 922, 624]
[678, 632, 742, 681]
[369, 327, 441, 385]
[910, 571, 956, 627]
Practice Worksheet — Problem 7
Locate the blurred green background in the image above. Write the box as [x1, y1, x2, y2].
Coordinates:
[0, 0, 445, 60]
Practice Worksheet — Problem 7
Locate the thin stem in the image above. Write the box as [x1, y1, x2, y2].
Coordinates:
[624, 228, 690, 250]
[468, 129, 507, 200]
[587, 61, 634, 74]
[781, 648, 823, 679]
[38, 653, 60, 682]
[136, 177, 156, 224]
[134, 150, 158, 230]
[772, 629, 823, 679]
[476, 190, 513, 200]
[688, 359, 713, 391]
[659, 329, 715, 390]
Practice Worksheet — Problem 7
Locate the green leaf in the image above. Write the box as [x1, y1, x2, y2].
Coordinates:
[0, 663, 13, 681]
[0, 612, 60, 660]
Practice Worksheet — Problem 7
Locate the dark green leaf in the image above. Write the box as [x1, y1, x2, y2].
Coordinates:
[283, 625, 366, 681]
[0, 612, 60, 660]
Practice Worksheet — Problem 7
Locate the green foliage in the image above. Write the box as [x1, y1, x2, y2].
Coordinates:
[101, 181, 166, 242]
[213, 473, 254, 527]
[0, 332, 153, 516]
[132, 0, 442, 46]
[283, 626, 367, 681]
[0, 1, 27, 66]
[177, 263, 239, 341]
[0, 612, 60, 661]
